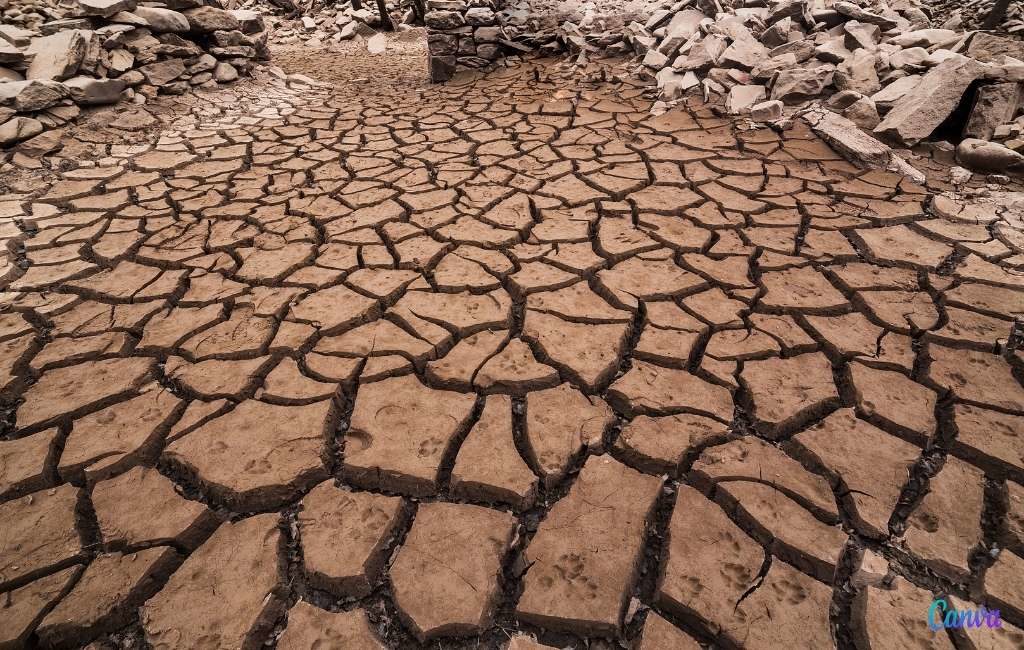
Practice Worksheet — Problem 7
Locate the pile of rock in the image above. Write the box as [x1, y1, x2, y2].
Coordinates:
[236, 0, 412, 47]
[426, 0, 506, 81]
[922, 0, 1022, 34]
[616, 0, 1024, 173]
[0, 0, 269, 147]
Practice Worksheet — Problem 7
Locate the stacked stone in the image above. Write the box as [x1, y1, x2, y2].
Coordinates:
[425, 0, 504, 82]
[0, 0, 269, 147]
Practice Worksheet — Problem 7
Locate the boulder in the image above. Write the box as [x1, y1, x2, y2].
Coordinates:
[771, 64, 834, 103]
[75, 0, 136, 18]
[803, 106, 924, 183]
[835, 51, 881, 95]
[720, 38, 770, 71]
[429, 54, 456, 83]
[843, 20, 879, 50]
[0, 79, 70, 111]
[672, 35, 726, 73]
[888, 47, 929, 70]
[127, 6, 191, 32]
[956, 138, 1024, 172]
[967, 33, 1024, 64]
[425, 11, 464, 30]
[183, 7, 240, 33]
[874, 57, 987, 146]
[137, 58, 185, 86]
[464, 7, 495, 26]
[963, 83, 1023, 140]
[870, 74, 920, 112]
[26, 30, 90, 81]
[834, 2, 897, 29]
[213, 61, 237, 82]
[843, 96, 881, 129]
[228, 9, 264, 34]
[0, 116, 43, 146]
[750, 99, 784, 120]
[889, 29, 958, 49]
[63, 75, 126, 104]
[726, 84, 766, 113]
[657, 9, 706, 57]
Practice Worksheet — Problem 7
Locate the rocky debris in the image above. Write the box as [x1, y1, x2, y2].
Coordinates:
[0, 0, 266, 149]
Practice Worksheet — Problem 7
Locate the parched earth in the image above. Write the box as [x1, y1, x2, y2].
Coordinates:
[1, 55, 1024, 650]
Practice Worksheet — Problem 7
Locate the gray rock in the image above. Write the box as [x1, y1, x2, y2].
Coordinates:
[771, 64, 834, 103]
[26, 30, 90, 81]
[963, 83, 1024, 141]
[956, 138, 1024, 172]
[429, 54, 456, 82]
[137, 58, 185, 86]
[183, 7, 240, 33]
[0, 116, 43, 146]
[425, 11, 464, 30]
[726, 84, 766, 113]
[875, 57, 987, 146]
[0, 79, 70, 111]
[76, 0, 136, 18]
[464, 7, 495, 26]
[750, 99, 784, 120]
[126, 7, 190, 32]
[212, 61, 237, 82]
[62, 75, 126, 104]
[228, 10, 264, 34]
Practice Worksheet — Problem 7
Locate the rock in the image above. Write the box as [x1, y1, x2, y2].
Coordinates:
[0, 78, 71, 112]
[129, 7, 190, 32]
[183, 6, 240, 33]
[366, 32, 386, 54]
[726, 84, 766, 114]
[138, 58, 185, 86]
[835, 51, 881, 95]
[834, 1, 897, 29]
[956, 138, 1024, 173]
[843, 96, 881, 129]
[750, 99, 783, 120]
[212, 61, 237, 82]
[870, 74, 920, 112]
[967, 32, 1024, 64]
[889, 29, 958, 49]
[0, 25, 34, 48]
[719, 38, 770, 71]
[62, 76, 126, 104]
[874, 57, 987, 146]
[464, 7, 495, 26]
[26, 30, 89, 81]
[673, 35, 726, 72]
[657, 9, 706, 57]
[771, 64, 834, 103]
[229, 9, 264, 34]
[844, 20, 880, 50]
[0, 41, 28, 66]
[0, 116, 43, 146]
[425, 10, 464, 30]
[277, 605, 386, 649]
[76, 0, 136, 18]
[888, 46, 929, 70]
[963, 83, 1023, 140]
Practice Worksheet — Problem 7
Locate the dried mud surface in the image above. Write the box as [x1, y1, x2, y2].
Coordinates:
[1, 53, 1023, 650]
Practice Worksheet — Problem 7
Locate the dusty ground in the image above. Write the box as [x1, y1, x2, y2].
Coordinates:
[1, 48, 1024, 650]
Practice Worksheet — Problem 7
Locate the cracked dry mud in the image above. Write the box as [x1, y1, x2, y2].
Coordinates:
[1, 56, 1024, 650]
